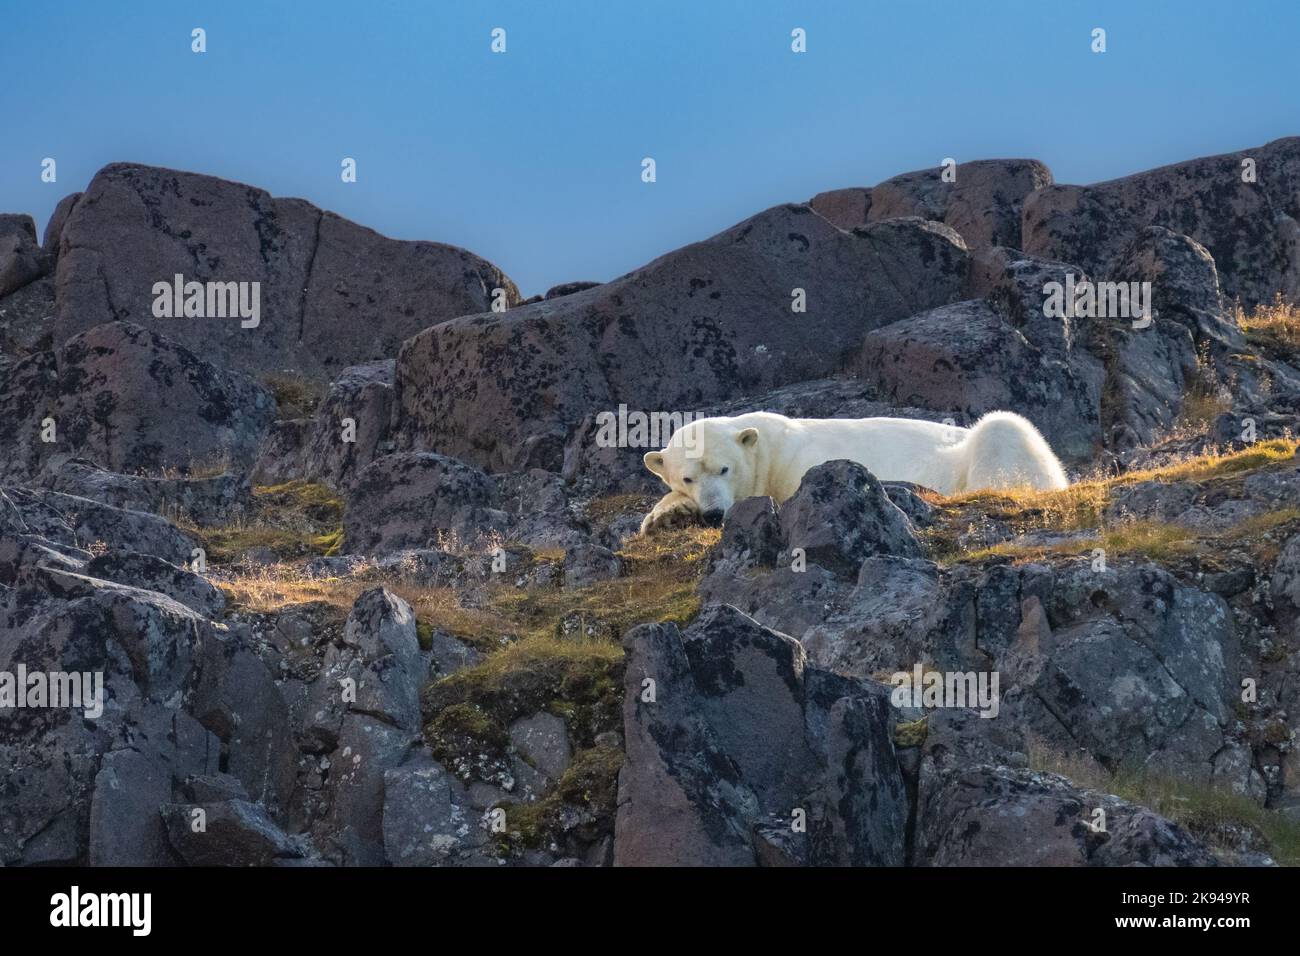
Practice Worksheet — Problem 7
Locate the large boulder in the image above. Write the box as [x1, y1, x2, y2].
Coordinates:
[0, 350, 59, 481]
[613, 605, 909, 866]
[394, 207, 970, 472]
[300, 360, 396, 489]
[51, 163, 519, 378]
[39, 457, 251, 524]
[0, 486, 197, 568]
[778, 459, 922, 576]
[869, 159, 1053, 250]
[1, 321, 272, 482]
[0, 214, 46, 298]
[342, 452, 506, 555]
[857, 299, 1102, 461]
[808, 187, 872, 230]
[1022, 136, 1300, 308]
[917, 765, 1218, 866]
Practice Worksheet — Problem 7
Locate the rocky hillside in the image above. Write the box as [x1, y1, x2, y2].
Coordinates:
[2, 141, 1300, 866]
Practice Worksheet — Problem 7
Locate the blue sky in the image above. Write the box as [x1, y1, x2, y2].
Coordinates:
[3, 0, 1298, 295]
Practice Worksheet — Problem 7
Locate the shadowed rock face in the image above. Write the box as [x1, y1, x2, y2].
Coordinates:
[1022, 136, 1300, 309]
[394, 206, 972, 472]
[49, 163, 519, 378]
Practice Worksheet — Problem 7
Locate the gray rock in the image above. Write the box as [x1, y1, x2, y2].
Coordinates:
[83, 549, 224, 617]
[509, 712, 573, 781]
[298, 360, 396, 489]
[869, 158, 1053, 250]
[614, 605, 909, 867]
[778, 459, 921, 576]
[857, 299, 1102, 462]
[614, 618, 760, 866]
[381, 754, 490, 866]
[343, 452, 506, 555]
[88, 749, 176, 866]
[41, 457, 251, 524]
[0, 214, 46, 298]
[52, 163, 518, 379]
[394, 208, 970, 472]
[161, 799, 300, 866]
[51, 321, 276, 476]
[0, 486, 197, 566]
[563, 544, 622, 588]
[917, 765, 1218, 866]
[1022, 136, 1300, 309]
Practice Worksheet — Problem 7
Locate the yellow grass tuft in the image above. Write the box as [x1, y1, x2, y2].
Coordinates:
[1237, 294, 1300, 352]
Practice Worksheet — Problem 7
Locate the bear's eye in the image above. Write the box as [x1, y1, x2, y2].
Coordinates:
[683, 477, 693, 484]
[720, 467, 729, 475]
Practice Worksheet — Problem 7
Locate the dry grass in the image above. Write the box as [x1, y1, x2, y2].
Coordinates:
[1028, 743, 1300, 866]
[218, 524, 720, 653]
[261, 372, 326, 419]
[927, 438, 1298, 563]
[1237, 294, 1300, 354]
[1176, 341, 1234, 429]
[182, 481, 344, 564]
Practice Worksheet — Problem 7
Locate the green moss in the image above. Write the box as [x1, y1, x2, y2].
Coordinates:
[424, 703, 510, 782]
[422, 637, 623, 751]
[893, 717, 929, 748]
[496, 744, 624, 851]
[416, 620, 435, 652]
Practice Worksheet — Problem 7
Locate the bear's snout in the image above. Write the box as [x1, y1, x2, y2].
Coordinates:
[701, 508, 725, 527]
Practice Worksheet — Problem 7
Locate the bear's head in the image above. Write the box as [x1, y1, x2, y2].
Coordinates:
[643, 417, 759, 526]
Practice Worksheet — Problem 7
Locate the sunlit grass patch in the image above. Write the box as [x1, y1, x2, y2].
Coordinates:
[185, 480, 344, 563]
[1029, 744, 1300, 866]
[1237, 294, 1300, 355]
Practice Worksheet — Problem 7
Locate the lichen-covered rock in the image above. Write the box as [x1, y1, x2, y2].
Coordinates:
[0, 214, 46, 298]
[857, 299, 1102, 462]
[52, 163, 518, 378]
[0, 350, 59, 482]
[394, 208, 970, 472]
[614, 605, 908, 867]
[83, 549, 225, 618]
[381, 754, 490, 866]
[41, 457, 251, 524]
[297, 360, 396, 489]
[778, 459, 922, 576]
[0, 486, 197, 566]
[161, 799, 301, 866]
[51, 321, 276, 476]
[917, 765, 1219, 866]
[1021, 136, 1300, 308]
[869, 158, 1053, 250]
[342, 452, 506, 555]
[1272, 533, 1300, 634]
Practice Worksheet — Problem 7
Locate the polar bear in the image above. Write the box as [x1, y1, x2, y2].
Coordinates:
[640, 410, 1068, 534]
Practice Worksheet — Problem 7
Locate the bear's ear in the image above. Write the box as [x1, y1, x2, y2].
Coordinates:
[737, 428, 759, 449]
[643, 451, 667, 478]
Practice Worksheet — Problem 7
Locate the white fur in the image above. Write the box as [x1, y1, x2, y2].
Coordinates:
[640, 410, 1068, 533]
